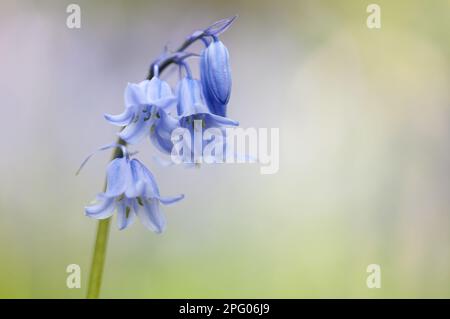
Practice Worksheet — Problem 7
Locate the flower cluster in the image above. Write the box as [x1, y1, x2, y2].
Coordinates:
[83, 17, 238, 233]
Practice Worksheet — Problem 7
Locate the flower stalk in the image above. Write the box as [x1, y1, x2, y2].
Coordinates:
[86, 218, 111, 298]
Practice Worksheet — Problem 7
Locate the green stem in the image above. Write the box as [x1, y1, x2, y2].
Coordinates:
[86, 218, 111, 298]
[86, 139, 126, 299]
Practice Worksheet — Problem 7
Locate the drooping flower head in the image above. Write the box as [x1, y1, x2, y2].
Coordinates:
[165, 76, 238, 164]
[84, 145, 184, 233]
[83, 17, 238, 233]
[177, 76, 238, 130]
[104, 72, 176, 145]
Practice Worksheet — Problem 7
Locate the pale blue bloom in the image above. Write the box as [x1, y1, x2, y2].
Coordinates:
[105, 77, 176, 144]
[85, 148, 184, 233]
[148, 75, 237, 158]
[177, 76, 238, 129]
[171, 76, 238, 164]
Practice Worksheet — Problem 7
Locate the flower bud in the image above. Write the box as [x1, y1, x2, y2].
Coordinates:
[200, 40, 231, 116]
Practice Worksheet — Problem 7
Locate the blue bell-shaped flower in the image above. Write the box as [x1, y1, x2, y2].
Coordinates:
[104, 77, 176, 144]
[85, 152, 184, 233]
[177, 76, 237, 129]
[200, 39, 231, 117]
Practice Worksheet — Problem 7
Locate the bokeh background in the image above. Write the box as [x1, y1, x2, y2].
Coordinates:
[1, 0, 449, 298]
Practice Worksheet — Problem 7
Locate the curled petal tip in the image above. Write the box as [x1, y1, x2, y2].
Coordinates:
[205, 15, 238, 36]
[84, 196, 115, 219]
[104, 108, 134, 126]
[159, 194, 185, 205]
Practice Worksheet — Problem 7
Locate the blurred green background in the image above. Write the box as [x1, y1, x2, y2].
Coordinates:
[1, 0, 450, 298]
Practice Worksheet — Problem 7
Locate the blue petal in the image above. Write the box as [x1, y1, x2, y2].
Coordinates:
[138, 199, 166, 233]
[118, 107, 154, 144]
[116, 200, 135, 230]
[177, 78, 209, 117]
[150, 131, 173, 154]
[105, 157, 131, 197]
[85, 195, 115, 219]
[205, 40, 231, 105]
[125, 81, 148, 107]
[104, 106, 135, 126]
[130, 159, 160, 198]
[200, 50, 226, 116]
[134, 159, 183, 206]
[159, 194, 184, 205]
[147, 77, 176, 109]
[131, 198, 140, 214]
[125, 160, 145, 198]
[176, 78, 193, 116]
[150, 110, 180, 154]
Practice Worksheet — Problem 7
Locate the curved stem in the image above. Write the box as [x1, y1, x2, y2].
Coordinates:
[146, 15, 236, 80]
[86, 138, 126, 299]
[147, 33, 204, 80]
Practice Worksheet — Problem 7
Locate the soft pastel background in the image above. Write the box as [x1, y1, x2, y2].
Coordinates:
[1, 0, 449, 298]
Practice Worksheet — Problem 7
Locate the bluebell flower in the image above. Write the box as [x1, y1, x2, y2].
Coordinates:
[85, 149, 184, 233]
[177, 76, 238, 129]
[171, 77, 238, 164]
[200, 39, 231, 117]
[104, 76, 176, 144]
